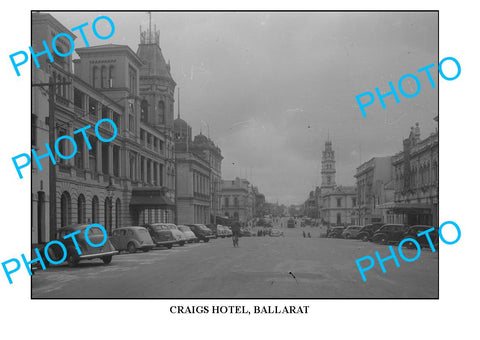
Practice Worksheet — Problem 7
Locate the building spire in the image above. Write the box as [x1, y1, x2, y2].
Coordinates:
[177, 87, 180, 119]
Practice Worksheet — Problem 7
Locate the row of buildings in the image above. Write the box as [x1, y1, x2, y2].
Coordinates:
[31, 13, 264, 244]
[304, 120, 438, 227]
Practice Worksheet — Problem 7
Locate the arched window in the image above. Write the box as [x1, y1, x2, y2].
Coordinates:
[158, 101, 165, 124]
[60, 191, 72, 227]
[92, 195, 99, 223]
[115, 198, 121, 229]
[77, 194, 86, 223]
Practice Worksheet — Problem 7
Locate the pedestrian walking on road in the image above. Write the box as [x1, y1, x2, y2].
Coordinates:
[303, 231, 306, 238]
[231, 222, 241, 247]
[308, 232, 311, 238]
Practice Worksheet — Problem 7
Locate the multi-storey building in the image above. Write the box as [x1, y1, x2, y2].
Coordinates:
[31, 13, 176, 243]
[354, 156, 394, 225]
[321, 186, 357, 226]
[380, 122, 438, 226]
[220, 177, 254, 223]
[174, 114, 223, 225]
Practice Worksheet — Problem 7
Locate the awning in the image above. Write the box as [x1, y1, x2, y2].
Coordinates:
[129, 187, 175, 209]
[378, 202, 432, 214]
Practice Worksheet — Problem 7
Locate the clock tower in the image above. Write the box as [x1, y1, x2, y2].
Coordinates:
[321, 139, 336, 194]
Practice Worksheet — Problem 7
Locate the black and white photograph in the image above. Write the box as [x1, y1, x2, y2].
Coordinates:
[4, 0, 480, 339]
[29, 10, 440, 299]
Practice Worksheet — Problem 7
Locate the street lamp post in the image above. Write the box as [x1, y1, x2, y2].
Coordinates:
[106, 178, 115, 233]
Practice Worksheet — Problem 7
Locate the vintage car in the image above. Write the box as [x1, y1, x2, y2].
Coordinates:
[163, 224, 188, 246]
[144, 223, 176, 249]
[216, 225, 231, 238]
[341, 225, 363, 239]
[326, 226, 346, 238]
[177, 225, 198, 243]
[110, 226, 155, 253]
[205, 224, 219, 239]
[46, 224, 118, 267]
[223, 226, 233, 237]
[270, 228, 284, 237]
[372, 224, 410, 244]
[187, 224, 215, 242]
[356, 223, 385, 241]
[402, 225, 439, 249]
[240, 227, 253, 237]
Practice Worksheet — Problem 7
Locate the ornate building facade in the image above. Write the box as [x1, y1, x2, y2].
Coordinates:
[31, 13, 177, 244]
[380, 122, 439, 226]
[174, 114, 223, 225]
[354, 156, 394, 225]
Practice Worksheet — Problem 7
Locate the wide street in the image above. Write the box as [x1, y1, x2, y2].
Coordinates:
[32, 221, 438, 298]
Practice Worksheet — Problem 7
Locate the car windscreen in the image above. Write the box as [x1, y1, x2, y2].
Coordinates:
[152, 225, 166, 232]
[178, 226, 191, 232]
[197, 225, 210, 231]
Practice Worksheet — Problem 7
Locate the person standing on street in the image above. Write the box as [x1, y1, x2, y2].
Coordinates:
[231, 221, 241, 247]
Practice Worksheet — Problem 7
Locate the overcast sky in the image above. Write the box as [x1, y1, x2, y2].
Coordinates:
[48, 11, 438, 205]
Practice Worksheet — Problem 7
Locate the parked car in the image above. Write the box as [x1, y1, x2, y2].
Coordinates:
[144, 224, 176, 249]
[357, 223, 385, 241]
[372, 224, 410, 244]
[177, 225, 198, 243]
[270, 228, 284, 237]
[240, 228, 253, 237]
[215, 225, 229, 238]
[45, 224, 118, 267]
[223, 226, 233, 237]
[402, 225, 439, 249]
[327, 226, 345, 238]
[187, 224, 215, 242]
[110, 226, 155, 253]
[163, 224, 187, 246]
[342, 225, 363, 239]
[206, 224, 219, 239]
[287, 219, 295, 228]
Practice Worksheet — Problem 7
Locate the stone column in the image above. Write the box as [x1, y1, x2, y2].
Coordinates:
[108, 144, 113, 176]
[96, 139, 102, 174]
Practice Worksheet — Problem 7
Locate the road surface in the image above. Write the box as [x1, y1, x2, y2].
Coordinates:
[32, 225, 438, 298]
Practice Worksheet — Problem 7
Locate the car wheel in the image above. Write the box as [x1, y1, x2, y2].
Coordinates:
[378, 236, 387, 245]
[67, 253, 78, 268]
[404, 240, 415, 249]
[167, 244, 173, 249]
[102, 256, 112, 264]
[142, 248, 150, 252]
[180, 241, 185, 246]
[127, 242, 136, 253]
[345, 234, 350, 239]
[361, 234, 369, 242]
[204, 238, 210, 243]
